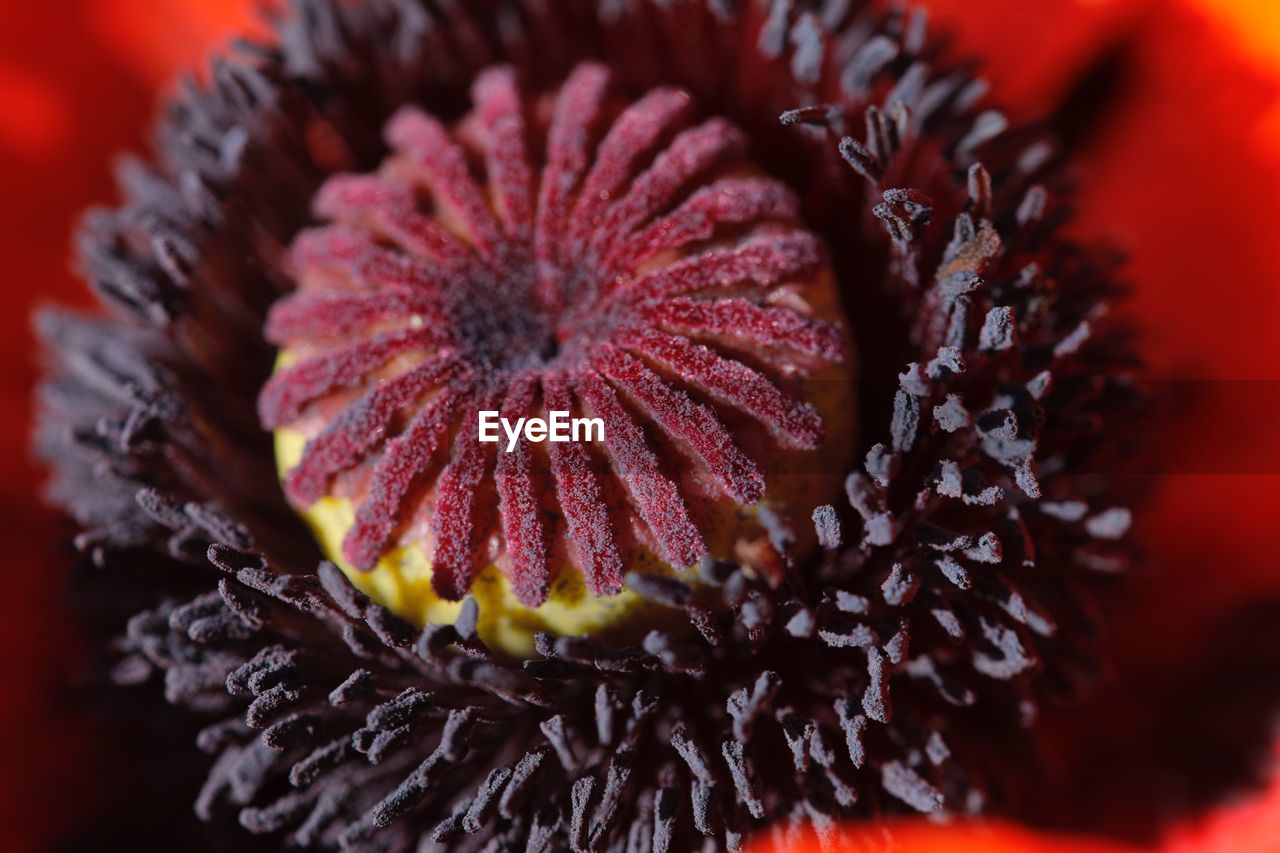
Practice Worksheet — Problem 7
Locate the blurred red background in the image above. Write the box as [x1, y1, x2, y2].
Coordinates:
[2, 1, 1278, 851]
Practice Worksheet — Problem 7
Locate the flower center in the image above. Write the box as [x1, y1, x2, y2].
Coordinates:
[258, 62, 856, 655]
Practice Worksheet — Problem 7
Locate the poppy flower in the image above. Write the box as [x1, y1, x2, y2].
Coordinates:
[4, 1, 1279, 852]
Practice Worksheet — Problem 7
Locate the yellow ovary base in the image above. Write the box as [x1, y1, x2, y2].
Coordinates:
[276, 428, 696, 657]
